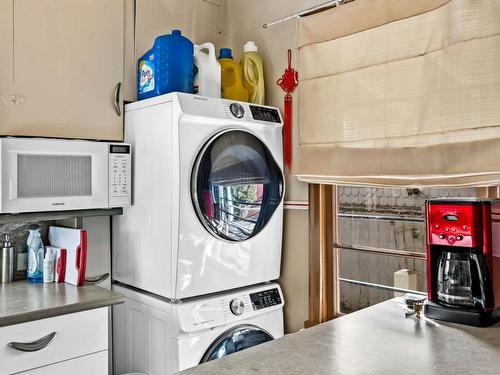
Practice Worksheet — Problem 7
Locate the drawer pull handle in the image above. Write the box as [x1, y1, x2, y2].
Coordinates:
[85, 273, 110, 285]
[114, 82, 122, 116]
[8, 332, 56, 352]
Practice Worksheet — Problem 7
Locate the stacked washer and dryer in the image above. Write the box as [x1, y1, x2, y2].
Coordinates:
[112, 93, 285, 374]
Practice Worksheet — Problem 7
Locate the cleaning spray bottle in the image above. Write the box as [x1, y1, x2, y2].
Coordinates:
[240, 41, 265, 104]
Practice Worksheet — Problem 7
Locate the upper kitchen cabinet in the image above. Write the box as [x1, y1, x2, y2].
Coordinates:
[13, 0, 124, 140]
[0, 0, 14, 135]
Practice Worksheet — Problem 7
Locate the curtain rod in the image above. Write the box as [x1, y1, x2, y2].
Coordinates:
[262, 0, 347, 29]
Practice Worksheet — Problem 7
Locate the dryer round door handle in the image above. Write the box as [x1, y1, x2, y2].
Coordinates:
[230, 299, 245, 316]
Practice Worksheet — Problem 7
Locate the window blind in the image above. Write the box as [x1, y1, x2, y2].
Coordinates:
[296, 0, 500, 186]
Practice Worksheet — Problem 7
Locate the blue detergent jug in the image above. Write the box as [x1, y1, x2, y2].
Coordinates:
[137, 30, 194, 100]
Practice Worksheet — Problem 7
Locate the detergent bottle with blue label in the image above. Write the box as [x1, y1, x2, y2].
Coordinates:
[137, 29, 194, 100]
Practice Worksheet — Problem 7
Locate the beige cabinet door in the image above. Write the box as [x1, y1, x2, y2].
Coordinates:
[13, 0, 124, 141]
[0, 0, 14, 134]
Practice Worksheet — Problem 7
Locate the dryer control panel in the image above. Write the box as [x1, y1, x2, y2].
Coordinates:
[250, 288, 282, 310]
[249, 105, 281, 123]
[222, 101, 282, 124]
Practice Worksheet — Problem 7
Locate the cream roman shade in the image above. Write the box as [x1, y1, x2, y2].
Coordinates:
[296, 0, 500, 186]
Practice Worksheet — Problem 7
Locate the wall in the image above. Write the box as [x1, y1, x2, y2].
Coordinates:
[228, 0, 326, 333]
[124, 0, 228, 101]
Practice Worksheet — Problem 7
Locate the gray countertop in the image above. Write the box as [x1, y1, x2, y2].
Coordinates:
[180, 298, 500, 375]
[0, 281, 123, 327]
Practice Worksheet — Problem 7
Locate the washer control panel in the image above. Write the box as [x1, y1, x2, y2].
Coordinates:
[250, 288, 282, 310]
[109, 143, 131, 207]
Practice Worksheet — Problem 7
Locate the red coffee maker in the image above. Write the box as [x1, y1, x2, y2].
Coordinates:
[425, 199, 500, 326]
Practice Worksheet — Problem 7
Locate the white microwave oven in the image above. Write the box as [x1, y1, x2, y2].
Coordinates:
[0, 138, 131, 213]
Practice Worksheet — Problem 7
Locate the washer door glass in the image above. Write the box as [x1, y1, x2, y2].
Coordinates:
[192, 130, 283, 242]
[200, 325, 274, 363]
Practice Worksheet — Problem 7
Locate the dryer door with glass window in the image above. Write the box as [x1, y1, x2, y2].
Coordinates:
[192, 130, 284, 242]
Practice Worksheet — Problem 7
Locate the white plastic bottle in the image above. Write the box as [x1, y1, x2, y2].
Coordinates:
[193, 42, 221, 98]
[240, 41, 265, 104]
[43, 247, 54, 283]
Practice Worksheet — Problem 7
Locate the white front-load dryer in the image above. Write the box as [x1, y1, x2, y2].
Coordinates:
[113, 93, 284, 300]
[112, 283, 284, 374]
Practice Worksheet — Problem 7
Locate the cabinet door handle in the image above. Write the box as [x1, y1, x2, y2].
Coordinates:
[114, 82, 122, 116]
[8, 332, 57, 352]
[85, 272, 110, 285]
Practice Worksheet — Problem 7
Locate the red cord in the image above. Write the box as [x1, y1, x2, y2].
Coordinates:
[284, 94, 292, 170]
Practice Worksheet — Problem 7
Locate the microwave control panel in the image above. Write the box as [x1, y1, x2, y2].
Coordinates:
[109, 143, 131, 207]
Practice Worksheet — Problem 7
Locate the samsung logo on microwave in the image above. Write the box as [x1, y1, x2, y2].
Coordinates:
[52, 202, 65, 206]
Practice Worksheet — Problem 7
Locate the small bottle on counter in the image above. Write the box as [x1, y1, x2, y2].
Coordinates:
[43, 247, 54, 283]
[0, 234, 15, 283]
[27, 224, 44, 283]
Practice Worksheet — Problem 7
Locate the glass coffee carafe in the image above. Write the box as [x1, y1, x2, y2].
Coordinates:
[437, 252, 475, 307]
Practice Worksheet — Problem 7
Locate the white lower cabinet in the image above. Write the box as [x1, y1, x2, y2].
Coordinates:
[18, 350, 108, 375]
[0, 307, 108, 375]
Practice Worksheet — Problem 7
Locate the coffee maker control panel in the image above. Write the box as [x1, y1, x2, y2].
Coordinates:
[427, 203, 484, 247]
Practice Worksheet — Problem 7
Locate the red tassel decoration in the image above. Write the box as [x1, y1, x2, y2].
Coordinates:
[277, 50, 298, 171]
[283, 93, 293, 170]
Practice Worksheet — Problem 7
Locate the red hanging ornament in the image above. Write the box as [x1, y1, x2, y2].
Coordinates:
[276, 49, 298, 171]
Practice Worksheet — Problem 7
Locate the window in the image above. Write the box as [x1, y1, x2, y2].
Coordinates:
[335, 186, 476, 314]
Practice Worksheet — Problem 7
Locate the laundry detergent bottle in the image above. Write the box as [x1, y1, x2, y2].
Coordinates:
[194, 42, 221, 98]
[240, 41, 265, 104]
[219, 48, 249, 102]
[137, 29, 194, 100]
[27, 224, 44, 283]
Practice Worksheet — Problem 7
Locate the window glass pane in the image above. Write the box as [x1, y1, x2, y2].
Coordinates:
[193, 131, 283, 242]
[338, 248, 427, 314]
[336, 186, 477, 314]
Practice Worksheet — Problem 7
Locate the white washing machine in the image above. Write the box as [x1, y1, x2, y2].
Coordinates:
[112, 282, 284, 374]
[113, 93, 284, 300]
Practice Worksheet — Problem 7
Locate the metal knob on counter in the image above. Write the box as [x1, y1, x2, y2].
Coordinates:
[0, 234, 15, 283]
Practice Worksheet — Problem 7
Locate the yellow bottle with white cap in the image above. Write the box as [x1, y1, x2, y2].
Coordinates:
[240, 41, 265, 105]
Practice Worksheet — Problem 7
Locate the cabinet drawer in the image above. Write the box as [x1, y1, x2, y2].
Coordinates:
[0, 307, 108, 375]
[18, 350, 108, 375]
